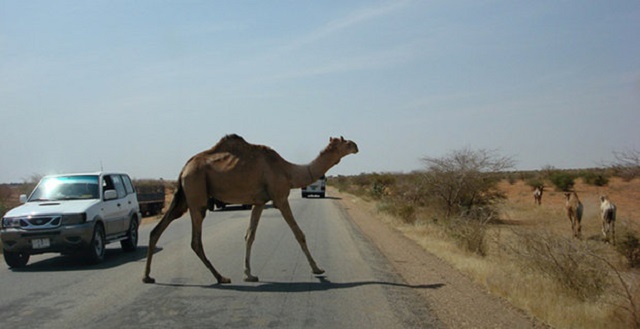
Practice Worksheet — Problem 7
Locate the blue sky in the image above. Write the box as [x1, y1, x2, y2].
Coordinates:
[1, 1, 638, 183]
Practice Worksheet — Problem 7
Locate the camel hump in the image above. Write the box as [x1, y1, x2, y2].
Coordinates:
[216, 134, 278, 155]
[209, 134, 250, 152]
[223, 134, 245, 142]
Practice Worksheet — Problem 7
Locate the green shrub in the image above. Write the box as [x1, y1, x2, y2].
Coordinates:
[525, 178, 545, 190]
[581, 172, 609, 186]
[549, 171, 576, 191]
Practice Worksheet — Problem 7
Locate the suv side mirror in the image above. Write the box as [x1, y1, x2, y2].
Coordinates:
[104, 190, 118, 201]
[19, 194, 27, 203]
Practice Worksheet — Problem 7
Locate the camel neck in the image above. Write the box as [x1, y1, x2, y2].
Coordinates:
[290, 150, 340, 188]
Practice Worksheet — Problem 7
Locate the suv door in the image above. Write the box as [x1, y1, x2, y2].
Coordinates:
[119, 174, 137, 231]
[102, 175, 128, 236]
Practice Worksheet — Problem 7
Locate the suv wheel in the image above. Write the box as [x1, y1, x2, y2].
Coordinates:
[121, 218, 138, 252]
[3, 249, 30, 268]
[86, 224, 105, 264]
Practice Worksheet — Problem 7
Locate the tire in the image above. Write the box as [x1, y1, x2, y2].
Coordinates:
[86, 224, 106, 264]
[319, 193, 325, 198]
[3, 249, 29, 268]
[121, 218, 138, 252]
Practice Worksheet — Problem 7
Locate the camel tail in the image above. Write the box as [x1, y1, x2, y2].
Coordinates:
[603, 208, 616, 223]
[164, 180, 189, 221]
[149, 180, 188, 239]
[576, 203, 584, 221]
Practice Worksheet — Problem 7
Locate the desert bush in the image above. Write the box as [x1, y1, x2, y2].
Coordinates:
[369, 173, 396, 200]
[329, 175, 350, 192]
[421, 147, 513, 221]
[505, 173, 518, 185]
[508, 229, 610, 301]
[581, 171, 609, 186]
[444, 217, 487, 256]
[525, 177, 545, 190]
[377, 201, 416, 223]
[617, 232, 640, 268]
[549, 171, 576, 191]
[609, 149, 640, 181]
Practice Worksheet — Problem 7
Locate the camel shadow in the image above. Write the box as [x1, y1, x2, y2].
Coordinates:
[157, 276, 445, 293]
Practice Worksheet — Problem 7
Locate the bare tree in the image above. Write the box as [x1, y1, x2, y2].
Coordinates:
[421, 148, 514, 221]
[610, 149, 640, 181]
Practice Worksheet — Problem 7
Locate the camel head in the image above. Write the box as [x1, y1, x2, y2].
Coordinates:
[329, 136, 359, 157]
[318, 136, 358, 167]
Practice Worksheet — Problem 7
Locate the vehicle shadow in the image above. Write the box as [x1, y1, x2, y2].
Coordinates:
[10, 246, 153, 272]
[157, 276, 445, 293]
[303, 196, 342, 200]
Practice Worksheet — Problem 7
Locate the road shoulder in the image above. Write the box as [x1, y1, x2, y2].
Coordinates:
[331, 188, 546, 328]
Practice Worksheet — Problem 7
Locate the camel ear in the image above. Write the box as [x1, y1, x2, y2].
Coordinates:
[340, 136, 345, 142]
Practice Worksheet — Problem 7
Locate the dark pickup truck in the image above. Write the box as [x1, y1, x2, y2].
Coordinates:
[136, 183, 165, 216]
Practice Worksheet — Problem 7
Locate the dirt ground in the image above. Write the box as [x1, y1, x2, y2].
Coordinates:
[331, 187, 548, 328]
[330, 178, 640, 328]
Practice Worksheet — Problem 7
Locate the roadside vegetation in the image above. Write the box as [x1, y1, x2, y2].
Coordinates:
[331, 148, 640, 328]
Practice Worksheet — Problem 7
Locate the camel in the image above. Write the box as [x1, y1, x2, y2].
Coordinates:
[533, 186, 544, 205]
[564, 191, 583, 238]
[600, 195, 617, 244]
[142, 134, 358, 284]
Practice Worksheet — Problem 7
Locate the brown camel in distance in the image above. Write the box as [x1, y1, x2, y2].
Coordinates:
[143, 134, 359, 284]
[564, 191, 584, 238]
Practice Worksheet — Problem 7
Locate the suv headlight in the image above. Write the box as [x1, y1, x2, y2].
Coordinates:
[61, 213, 87, 225]
[2, 217, 22, 229]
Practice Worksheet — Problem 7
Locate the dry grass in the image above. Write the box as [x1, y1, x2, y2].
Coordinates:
[335, 176, 640, 328]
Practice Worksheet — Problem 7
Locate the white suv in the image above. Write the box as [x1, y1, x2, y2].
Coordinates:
[1, 172, 141, 268]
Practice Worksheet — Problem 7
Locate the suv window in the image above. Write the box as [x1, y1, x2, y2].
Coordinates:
[103, 175, 127, 199]
[121, 175, 135, 195]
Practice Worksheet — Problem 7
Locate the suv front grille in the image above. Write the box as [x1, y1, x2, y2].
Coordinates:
[20, 216, 61, 230]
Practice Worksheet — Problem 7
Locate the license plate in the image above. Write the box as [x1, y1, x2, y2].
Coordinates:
[31, 238, 50, 249]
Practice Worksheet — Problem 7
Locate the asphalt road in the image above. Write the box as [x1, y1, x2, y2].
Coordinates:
[0, 192, 441, 328]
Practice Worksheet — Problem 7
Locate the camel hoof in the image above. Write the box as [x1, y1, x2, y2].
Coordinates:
[143, 277, 156, 284]
[312, 268, 325, 275]
[244, 275, 259, 282]
[217, 277, 231, 284]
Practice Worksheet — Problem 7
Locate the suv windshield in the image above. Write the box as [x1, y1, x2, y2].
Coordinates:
[29, 175, 100, 201]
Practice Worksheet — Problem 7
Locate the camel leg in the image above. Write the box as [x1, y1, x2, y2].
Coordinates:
[143, 216, 173, 283]
[611, 220, 616, 245]
[189, 207, 231, 284]
[276, 200, 325, 275]
[143, 198, 187, 284]
[244, 204, 264, 282]
[570, 218, 576, 238]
